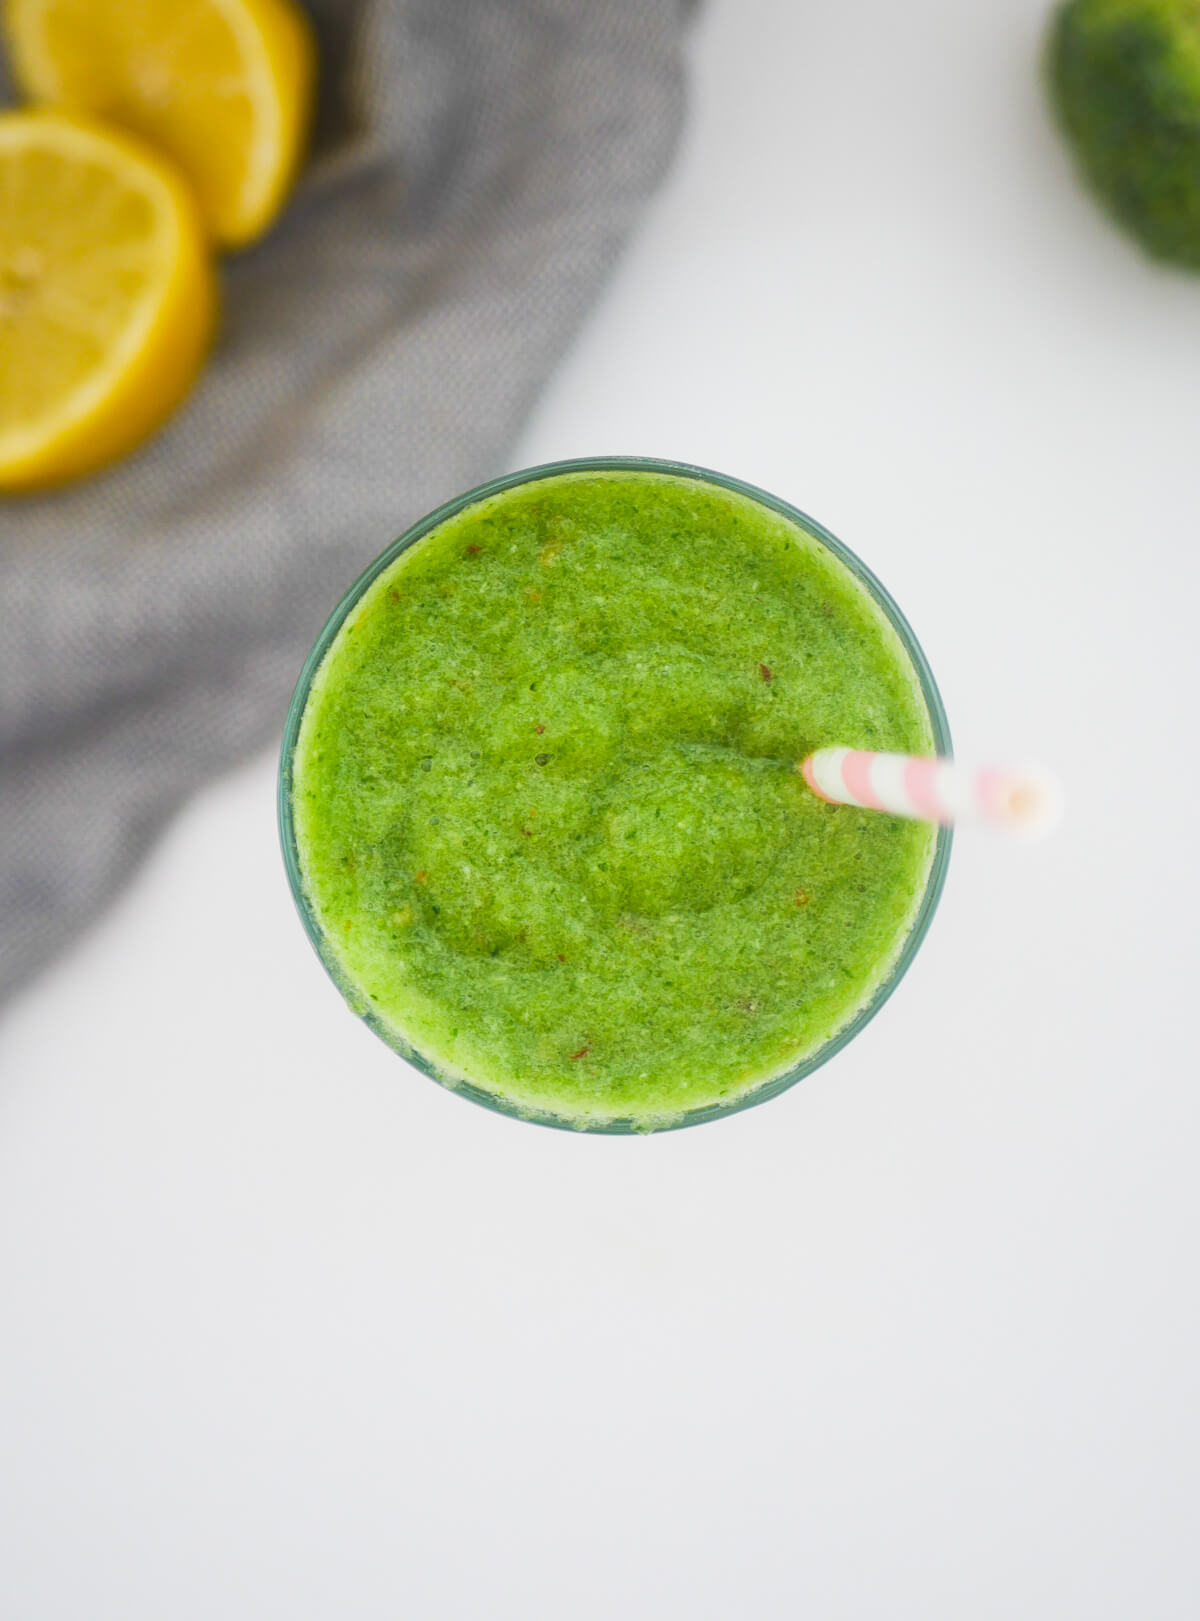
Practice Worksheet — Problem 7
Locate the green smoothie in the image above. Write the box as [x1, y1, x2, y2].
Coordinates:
[287, 466, 942, 1129]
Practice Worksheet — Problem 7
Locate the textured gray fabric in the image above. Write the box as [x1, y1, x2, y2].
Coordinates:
[0, 0, 687, 1002]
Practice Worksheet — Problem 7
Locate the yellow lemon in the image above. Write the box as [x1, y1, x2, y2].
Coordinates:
[0, 110, 216, 492]
[3, 0, 317, 248]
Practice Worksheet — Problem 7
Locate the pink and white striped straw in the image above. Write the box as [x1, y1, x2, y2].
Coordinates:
[801, 749, 1062, 836]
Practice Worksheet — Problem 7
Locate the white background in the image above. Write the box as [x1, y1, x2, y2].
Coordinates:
[3, 1, 1198, 1615]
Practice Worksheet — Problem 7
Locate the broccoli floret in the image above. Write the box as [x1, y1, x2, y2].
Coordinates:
[1048, 0, 1200, 266]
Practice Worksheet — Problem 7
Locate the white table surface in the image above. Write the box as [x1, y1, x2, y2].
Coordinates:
[3, 1, 1198, 1616]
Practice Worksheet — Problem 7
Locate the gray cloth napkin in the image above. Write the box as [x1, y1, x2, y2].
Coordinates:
[0, 0, 687, 1003]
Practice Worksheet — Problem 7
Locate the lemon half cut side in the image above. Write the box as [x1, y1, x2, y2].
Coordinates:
[4, 0, 317, 248]
[0, 110, 216, 492]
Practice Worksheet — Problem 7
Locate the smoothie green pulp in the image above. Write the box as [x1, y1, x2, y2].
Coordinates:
[290, 469, 938, 1128]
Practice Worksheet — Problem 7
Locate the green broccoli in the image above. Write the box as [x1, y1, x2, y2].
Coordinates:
[1048, 0, 1200, 267]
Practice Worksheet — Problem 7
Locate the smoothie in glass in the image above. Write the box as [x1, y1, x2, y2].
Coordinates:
[280, 460, 950, 1131]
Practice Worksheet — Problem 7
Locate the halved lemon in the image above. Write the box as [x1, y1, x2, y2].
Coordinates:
[2, 0, 317, 248]
[0, 110, 216, 492]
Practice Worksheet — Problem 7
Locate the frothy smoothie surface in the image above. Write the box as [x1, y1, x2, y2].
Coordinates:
[290, 469, 938, 1128]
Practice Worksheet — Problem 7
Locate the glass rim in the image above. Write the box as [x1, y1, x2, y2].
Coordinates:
[278, 455, 953, 1134]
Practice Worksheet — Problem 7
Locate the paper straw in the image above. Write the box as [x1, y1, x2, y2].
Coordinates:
[801, 749, 1062, 836]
